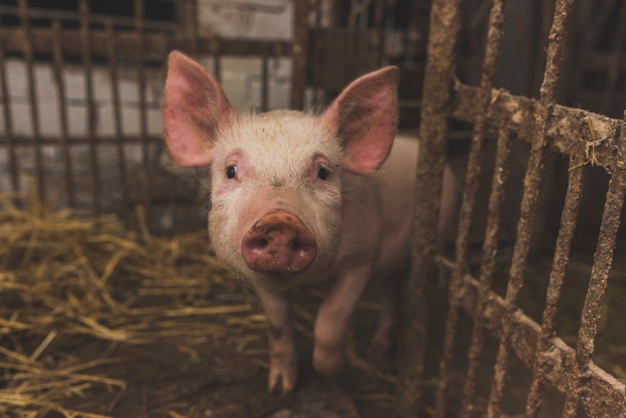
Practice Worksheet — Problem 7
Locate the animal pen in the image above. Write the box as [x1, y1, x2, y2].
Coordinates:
[0, 0, 624, 417]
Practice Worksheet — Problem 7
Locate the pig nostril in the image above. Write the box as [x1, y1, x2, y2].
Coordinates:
[242, 211, 317, 275]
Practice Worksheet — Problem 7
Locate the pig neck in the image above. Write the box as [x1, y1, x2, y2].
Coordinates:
[335, 172, 385, 272]
[332, 136, 419, 279]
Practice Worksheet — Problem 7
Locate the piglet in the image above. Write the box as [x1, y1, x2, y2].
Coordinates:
[162, 51, 456, 394]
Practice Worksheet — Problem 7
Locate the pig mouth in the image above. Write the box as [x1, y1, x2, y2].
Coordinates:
[241, 210, 318, 277]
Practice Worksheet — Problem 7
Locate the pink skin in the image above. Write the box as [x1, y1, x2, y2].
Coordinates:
[242, 210, 318, 276]
[162, 51, 457, 394]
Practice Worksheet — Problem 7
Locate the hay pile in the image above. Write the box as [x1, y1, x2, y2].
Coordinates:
[0, 196, 264, 417]
[0, 196, 394, 417]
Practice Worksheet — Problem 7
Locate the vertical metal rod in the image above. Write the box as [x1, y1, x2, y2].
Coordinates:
[291, 0, 309, 110]
[190, 0, 205, 227]
[135, 0, 151, 221]
[18, 0, 44, 204]
[374, 0, 386, 65]
[433, 1, 506, 416]
[486, 1, 574, 417]
[525, 153, 586, 417]
[397, 0, 463, 416]
[105, 20, 131, 225]
[261, 48, 269, 112]
[211, 40, 222, 84]
[79, 0, 100, 217]
[459, 127, 512, 418]
[311, 0, 324, 107]
[401, 6, 413, 67]
[0, 18, 20, 202]
[190, 0, 199, 56]
[51, 20, 75, 208]
[561, 114, 626, 416]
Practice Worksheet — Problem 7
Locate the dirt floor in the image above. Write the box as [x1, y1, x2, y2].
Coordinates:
[0, 199, 624, 417]
[0, 200, 396, 417]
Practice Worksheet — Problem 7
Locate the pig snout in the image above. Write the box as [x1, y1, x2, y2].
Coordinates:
[241, 210, 317, 276]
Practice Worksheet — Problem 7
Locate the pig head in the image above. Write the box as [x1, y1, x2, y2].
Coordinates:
[163, 51, 398, 292]
[162, 51, 442, 394]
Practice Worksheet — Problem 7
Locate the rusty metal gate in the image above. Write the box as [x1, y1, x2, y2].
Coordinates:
[0, 0, 414, 234]
[0, 0, 624, 417]
[0, 0, 309, 232]
[399, 0, 626, 417]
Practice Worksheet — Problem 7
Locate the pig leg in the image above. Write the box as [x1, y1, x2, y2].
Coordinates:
[256, 286, 297, 394]
[313, 263, 371, 376]
[368, 267, 405, 358]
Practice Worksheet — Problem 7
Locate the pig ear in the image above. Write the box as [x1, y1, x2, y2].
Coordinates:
[322, 66, 399, 175]
[162, 51, 234, 167]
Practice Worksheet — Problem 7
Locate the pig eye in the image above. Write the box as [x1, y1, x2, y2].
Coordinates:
[226, 165, 238, 179]
[317, 167, 330, 180]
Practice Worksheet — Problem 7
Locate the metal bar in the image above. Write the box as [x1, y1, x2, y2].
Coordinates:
[135, 0, 151, 218]
[261, 50, 269, 112]
[0, 134, 163, 145]
[0, 5, 178, 31]
[188, 0, 199, 57]
[525, 153, 586, 417]
[1, 27, 294, 59]
[208, 41, 222, 85]
[450, 84, 623, 173]
[79, 0, 100, 217]
[562, 113, 626, 416]
[0, 72, 619, 161]
[397, 0, 463, 416]
[189, 0, 205, 231]
[436, 257, 626, 417]
[459, 126, 512, 418]
[311, 0, 325, 107]
[0, 18, 20, 202]
[18, 0, 44, 203]
[433, 1, 506, 416]
[105, 20, 131, 225]
[175, 0, 193, 38]
[193, 0, 200, 50]
[51, 19, 75, 208]
[487, 1, 575, 416]
[374, 0, 386, 65]
[290, 0, 309, 110]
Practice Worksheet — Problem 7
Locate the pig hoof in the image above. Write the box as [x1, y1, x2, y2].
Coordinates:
[268, 370, 296, 395]
[313, 345, 345, 377]
[268, 356, 297, 395]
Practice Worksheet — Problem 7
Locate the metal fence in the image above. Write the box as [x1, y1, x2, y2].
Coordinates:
[0, 0, 404, 233]
[0, 0, 306, 232]
[399, 0, 626, 417]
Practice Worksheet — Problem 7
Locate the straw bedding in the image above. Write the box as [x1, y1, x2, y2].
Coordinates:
[0, 196, 394, 417]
